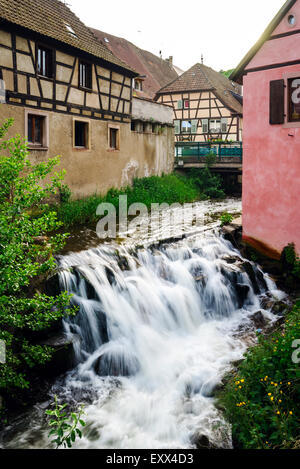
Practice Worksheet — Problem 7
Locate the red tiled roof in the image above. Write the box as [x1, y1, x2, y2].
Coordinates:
[0, 0, 135, 74]
[156, 63, 243, 114]
[91, 28, 179, 99]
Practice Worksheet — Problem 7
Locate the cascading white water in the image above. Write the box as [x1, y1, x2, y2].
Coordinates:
[1, 200, 285, 450]
[48, 233, 277, 450]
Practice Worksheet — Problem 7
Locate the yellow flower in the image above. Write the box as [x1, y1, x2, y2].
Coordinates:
[279, 400, 282, 404]
[277, 411, 281, 415]
[288, 382, 291, 386]
[270, 397, 274, 401]
[290, 411, 293, 415]
[241, 379, 245, 383]
[268, 393, 272, 397]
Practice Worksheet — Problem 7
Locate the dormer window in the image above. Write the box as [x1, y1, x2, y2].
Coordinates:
[79, 61, 92, 89]
[37, 45, 53, 78]
[134, 79, 143, 91]
[64, 22, 77, 38]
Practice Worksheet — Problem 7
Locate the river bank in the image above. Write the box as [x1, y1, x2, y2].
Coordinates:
[2, 196, 298, 450]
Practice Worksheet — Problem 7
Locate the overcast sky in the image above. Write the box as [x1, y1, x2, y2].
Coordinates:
[67, 0, 284, 72]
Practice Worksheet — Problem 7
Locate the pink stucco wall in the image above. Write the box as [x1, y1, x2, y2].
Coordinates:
[242, 0, 300, 258]
[243, 63, 300, 257]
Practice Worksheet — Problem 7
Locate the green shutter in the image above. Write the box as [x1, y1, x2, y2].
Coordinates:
[221, 118, 228, 133]
[191, 119, 198, 134]
[177, 100, 183, 110]
[174, 120, 180, 134]
[202, 119, 208, 133]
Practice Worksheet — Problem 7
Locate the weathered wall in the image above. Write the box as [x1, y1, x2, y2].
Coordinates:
[132, 97, 173, 124]
[0, 104, 174, 199]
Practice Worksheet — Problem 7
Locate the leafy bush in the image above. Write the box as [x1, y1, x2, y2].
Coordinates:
[220, 212, 234, 226]
[187, 167, 225, 199]
[46, 395, 86, 449]
[283, 243, 300, 279]
[59, 184, 72, 204]
[0, 118, 74, 400]
[219, 302, 300, 449]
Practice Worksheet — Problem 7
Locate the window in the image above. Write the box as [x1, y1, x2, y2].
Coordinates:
[177, 100, 183, 110]
[37, 46, 53, 78]
[109, 127, 119, 150]
[288, 78, 300, 122]
[131, 120, 136, 131]
[79, 61, 92, 89]
[74, 121, 89, 148]
[288, 14, 296, 26]
[64, 23, 77, 38]
[209, 119, 222, 133]
[134, 79, 143, 91]
[181, 120, 198, 134]
[182, 120, 192, 133]
[184, 100, 189, 109]
[27, 114, 45, 146]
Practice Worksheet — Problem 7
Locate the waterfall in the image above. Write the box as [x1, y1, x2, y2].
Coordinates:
[49, 232, 277, 449]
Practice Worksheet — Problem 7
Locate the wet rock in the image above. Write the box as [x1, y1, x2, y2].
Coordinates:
[250, 311, 267, 328]
[242, 261, 260, 294]
[38, 333, 78, 376]
[222, 255, 241, 265]
[236, 283, 250, 308]
[45, 272, 61, 297]
[192, 434, 220, 450]
[105, 266, 117, 286]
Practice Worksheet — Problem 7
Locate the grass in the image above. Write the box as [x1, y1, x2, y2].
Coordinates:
[54, 171, 225, 228]
[218, 301, 300, 449]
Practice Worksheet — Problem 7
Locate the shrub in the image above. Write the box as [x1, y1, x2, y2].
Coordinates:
[0, 118, 74, 401]
[220, 212, 234, 226]
[219, 302, 300, 449]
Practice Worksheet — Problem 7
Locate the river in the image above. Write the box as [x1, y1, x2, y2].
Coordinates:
[0, 198, 286, 449]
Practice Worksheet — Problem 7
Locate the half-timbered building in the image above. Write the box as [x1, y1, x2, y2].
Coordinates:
[155, 63, 243, 143]
[0, 0, 174, 198]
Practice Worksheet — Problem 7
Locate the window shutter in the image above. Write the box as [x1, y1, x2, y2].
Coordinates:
[202, 119, 208, 133]
[177, 100, 183, 110]
[174, 120, 180, 134]
[191, 119, 198, 134]
[270, 80, 285, 125]
[221, 118, 228, 133]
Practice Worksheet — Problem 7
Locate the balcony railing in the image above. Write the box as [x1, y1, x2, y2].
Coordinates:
[175, 141, 243, 165]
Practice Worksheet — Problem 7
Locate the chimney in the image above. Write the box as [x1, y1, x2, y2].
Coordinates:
[201, 54, 204, 64]
[166, 56, 173, 65]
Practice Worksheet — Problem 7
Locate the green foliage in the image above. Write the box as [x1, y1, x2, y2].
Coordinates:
[220, 69, 234, 79]
[59, 184, 72, 204]
[284, 243, 300, 279]
[220, 212, 234, 226]
[0, 118, 74, 397]
[45, 395, 86, 449]
[187, 167, 225, 200]
[219, 303, 300, 449]
[55, 173, 206, 227]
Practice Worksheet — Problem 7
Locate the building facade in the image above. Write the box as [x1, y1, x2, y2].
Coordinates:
[231, 0, 300, 257]
[0, 0, 174, 199]
[155, 63, 243, 143]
